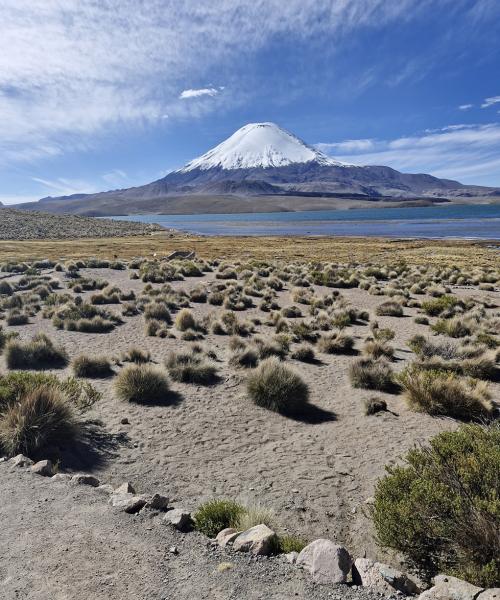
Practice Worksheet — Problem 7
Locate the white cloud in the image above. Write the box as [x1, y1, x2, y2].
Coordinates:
[317, 139, 375, 153]
[31, 176, 97, 197]
[458, 104, 473, 110]
[0, 0, 452, 167]
[319, 123, 500, 186]
[481, 96, 500, 108]
[101, 169, 128, 187]
[179, 87, 219, 99]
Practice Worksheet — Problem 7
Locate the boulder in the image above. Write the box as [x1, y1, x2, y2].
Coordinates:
[145, 493, 169, 511]
[31, 460, 55, 477]
[353, 558, 420, 594]
[296, 539, 353, 584]
[10, 454, 34, 468]
[419, 575, 484, 600]
[163, 508, 192, 531]
[233, 524, 277, 556]
[51, 473, 71, 482]
[114, 482, 135, 495]
[70, 474, 100, 487]
[216, 528, 240, 548]
[477, 591, 500, 600]
[109, 493, 148, 514]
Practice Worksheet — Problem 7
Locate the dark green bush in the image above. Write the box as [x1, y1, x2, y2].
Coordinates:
[372, 423, 500, 586]
[193, 499, 245, 537]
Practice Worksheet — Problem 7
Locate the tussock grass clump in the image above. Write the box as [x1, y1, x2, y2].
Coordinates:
[6, 311, 29, 326]
[246, 357, 309, 414]
[72, 355, 113, 378]
[431, 316, 473, 338]
[193, 499, 245, 538]
[5, 334, 68, 370]
[144, 302, 172, 323]
[276, 535, 307, 554]
[375, 301, 403, 317]
[235, 504, 276, 532]
[317, 332, 355, 354]
[363, 340, 394, 360]
[122, 347, 151, 364]
[373, 423, 500, 587]
[398, 366, 492, 420]
[175, 308, 196, 331]
[114, 364, 170, 404]
[291, 343, 316, 362]
[421, 295, 462, 316]
[349, 358, 394, 391]
[165, 351, 217, 385]
[229, 347, 259, 369]
[0, 385, 77, 456]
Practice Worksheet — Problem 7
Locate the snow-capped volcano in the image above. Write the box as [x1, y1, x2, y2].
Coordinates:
[179, 122, 346, 172]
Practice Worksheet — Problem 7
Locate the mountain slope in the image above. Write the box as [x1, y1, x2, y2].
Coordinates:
[17, 122, 500, 215]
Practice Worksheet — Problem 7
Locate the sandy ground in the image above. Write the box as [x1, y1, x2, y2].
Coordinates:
[2, 264, 497, 574]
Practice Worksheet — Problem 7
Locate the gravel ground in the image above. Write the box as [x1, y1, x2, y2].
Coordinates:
[0, 208, 165, 240]
[0, 465, 404, 600]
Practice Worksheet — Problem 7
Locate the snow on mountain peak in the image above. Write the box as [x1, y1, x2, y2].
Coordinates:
[178, 122, 346, 172]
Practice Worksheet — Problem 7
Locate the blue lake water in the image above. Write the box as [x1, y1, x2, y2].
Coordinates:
[111, 204, 500, 239]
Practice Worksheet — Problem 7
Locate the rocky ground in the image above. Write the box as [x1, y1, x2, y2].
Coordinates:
[0, 208, 165, 240]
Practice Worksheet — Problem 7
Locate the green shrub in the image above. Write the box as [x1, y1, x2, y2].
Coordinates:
[431, 317, 473, 338]
[193, 499, 245, 537]
[165, 351, 217, 385]
[246, 357, 309, 414]
[72, 355, 113, 378]
[114, 365, 170, 404]
[421, 295, 461, 317]
[349, 358, 394, 392]
[0, 384, 77, 456]
[372, 423, 500, 586]
[276, 535, 307, 554]
[398, 365, 492, 420]
[5, 334, 68, 370]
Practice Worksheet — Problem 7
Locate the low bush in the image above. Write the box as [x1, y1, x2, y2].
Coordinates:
[363, 340, 394, 359]
[0, 385, 77, 456]
[6, 311, 29, 326]
[276, 535, 307, 554]
[175, 308, 196, 331]
[165, 351, 217, 385]
[375, 301, 403, 317]
[72, 355, 113, 378]
[193, 499, 245, 537]
[349, 358, 394, 392]
[246, 357, 309, 414]
[144, 302, 172, 323]
[5, 334, 68, 370]
[229, 347, 259, 369]
[421, 295, 462, 317]
[291, 343, 316, 362]
[114, 364, 171, 404]
[122, 346, 151, 364]
[398, 365, 492, 420]
[372, 423, 500, 586]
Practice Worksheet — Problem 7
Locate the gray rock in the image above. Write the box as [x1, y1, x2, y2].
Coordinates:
[477, 590, 500, 600]
[216, 528, 240, 548]
[10, 454, 34, 468]
[70, 474, 100, 487]
[145, 493, 169, 511]
[285, 551, 299, 564]
[51, 473, 71, 482]
[419, 575, 484, 600]
[163, 508, 192, 530]
[96, 484, 114, 494]
[296, 539, 353, 584]
[114, 482, 135, 495]
[353, 558, 420, 594]
[109, 493, 148, 513]
[233, 524, 277, 556]
[31, 460, 55, 477]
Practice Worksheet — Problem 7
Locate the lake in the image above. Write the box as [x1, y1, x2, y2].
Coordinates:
[111, 204, 500, 239]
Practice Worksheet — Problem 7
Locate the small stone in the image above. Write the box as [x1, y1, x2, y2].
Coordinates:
[169, 546, 178, 555]
[296, 539, 353, 584]
[419, 575, 483, 600]
[10, 454, 34, 468]
[216, 528, 240, 548]
[31, 460, 54, 477]
[163, 508, 192, 531]
[114, 482, 135, 495]
[109, 493, 148, 513]
[233, 524, 277, 556]
[120, 417, 130, 425]
[51, 473, 71, 482]
[70, 474, 100, 487]
[146, 493, 169, 511]
[285, 551, 299, 564]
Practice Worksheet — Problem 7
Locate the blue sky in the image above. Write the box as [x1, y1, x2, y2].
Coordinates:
[1, 0, 500, 204]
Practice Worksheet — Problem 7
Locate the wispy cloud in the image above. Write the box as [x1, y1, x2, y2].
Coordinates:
[458, 104, 473, 110]
[0, 0, 459, 168]
[318, 123, 500, 186]
[31, 177, 97, 197]
[481, 95, 500, 108]
[179, 87, 220, 99]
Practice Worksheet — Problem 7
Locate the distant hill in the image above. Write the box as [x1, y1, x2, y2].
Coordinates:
[15, 122, 500, 216]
